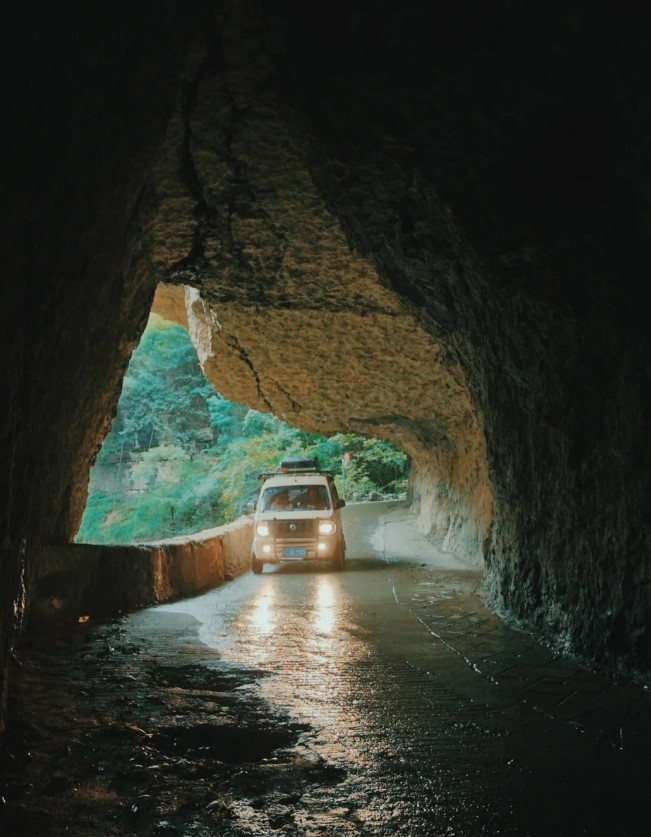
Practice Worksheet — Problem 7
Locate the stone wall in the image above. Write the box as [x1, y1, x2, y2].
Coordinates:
[28, 518, 253, 628]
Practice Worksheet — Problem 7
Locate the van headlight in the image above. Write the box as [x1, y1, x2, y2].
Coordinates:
[318, 520, 337, 536]
[256, 522, 270, 537]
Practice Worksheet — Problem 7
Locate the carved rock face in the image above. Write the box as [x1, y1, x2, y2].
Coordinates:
[2, 0, 651, 737]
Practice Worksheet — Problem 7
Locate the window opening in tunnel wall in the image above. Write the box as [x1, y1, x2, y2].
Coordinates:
[76, 314, 410, 545]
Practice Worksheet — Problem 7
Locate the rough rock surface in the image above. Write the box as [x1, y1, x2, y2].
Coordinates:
[2, 0, 651, 735]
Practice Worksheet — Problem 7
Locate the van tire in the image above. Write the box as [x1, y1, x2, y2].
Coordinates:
[252, 552, 264, 574]
[334, 542, 346, 571]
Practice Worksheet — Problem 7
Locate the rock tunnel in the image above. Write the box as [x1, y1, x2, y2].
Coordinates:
[2, 1, 651, 734]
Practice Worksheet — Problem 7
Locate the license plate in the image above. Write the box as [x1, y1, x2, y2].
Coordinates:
[283, 547, 307, 558]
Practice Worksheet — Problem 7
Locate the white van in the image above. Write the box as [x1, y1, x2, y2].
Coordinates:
[251, 458, 346, 573]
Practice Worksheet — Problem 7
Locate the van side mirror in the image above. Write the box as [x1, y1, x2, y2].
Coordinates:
[335, 499, 346, 509]
[247, 501, 257, 513]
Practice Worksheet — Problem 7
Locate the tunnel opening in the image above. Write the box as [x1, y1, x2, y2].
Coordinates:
[76, 293, 411, 546]
[158, 276, 494, 571]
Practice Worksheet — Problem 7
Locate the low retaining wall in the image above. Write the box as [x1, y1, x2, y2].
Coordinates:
[29, 517, 253, 626]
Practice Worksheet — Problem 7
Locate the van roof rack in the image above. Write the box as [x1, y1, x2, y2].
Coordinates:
[258, 463, 336, 480]
[257, 471, 336, 480]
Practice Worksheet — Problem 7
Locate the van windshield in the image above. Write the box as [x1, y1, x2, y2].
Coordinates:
[260, 484, 330, 511]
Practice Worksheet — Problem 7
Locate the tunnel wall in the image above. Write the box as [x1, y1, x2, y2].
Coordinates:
[0, 2, 200, 734]
[274, 1, 651, 681]
[28, 518, 253, 627]
[3, 0, 651, 740]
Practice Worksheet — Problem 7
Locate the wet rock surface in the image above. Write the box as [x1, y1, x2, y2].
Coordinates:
[2, 504, 651, 836]
[0, 618, 344, 836]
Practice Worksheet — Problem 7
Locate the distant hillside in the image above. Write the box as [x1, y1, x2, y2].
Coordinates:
[77, 315, 408, 544]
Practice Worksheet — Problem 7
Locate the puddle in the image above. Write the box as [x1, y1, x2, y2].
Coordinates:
[153, 722, 296, 764]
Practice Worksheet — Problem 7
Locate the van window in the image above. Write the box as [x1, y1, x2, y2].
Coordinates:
[260, 484, 330, 511]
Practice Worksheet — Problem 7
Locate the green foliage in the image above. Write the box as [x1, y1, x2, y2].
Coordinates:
[100, 314, 215, 459]
[77, 314, 409, 544]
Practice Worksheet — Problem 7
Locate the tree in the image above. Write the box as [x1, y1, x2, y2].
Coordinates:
[77, 315, 409, 544]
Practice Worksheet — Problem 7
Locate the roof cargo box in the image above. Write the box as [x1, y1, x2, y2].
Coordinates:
[279, 457, 320, 472]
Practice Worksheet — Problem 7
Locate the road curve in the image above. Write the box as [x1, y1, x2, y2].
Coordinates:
[133, 501, 650, 836]
[3, 501, 650, 836]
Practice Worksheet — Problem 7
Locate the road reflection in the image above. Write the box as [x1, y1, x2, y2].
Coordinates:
[180, 571, 374, 765]
[158, 567, 381, 784]
[249, 582, 275, 636]
[245, 575, 336, 639]
[315, 575, 336, 634]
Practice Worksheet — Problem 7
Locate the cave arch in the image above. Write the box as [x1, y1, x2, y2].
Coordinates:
[151, 281, 492, 567]
[3, 0, 651, 736]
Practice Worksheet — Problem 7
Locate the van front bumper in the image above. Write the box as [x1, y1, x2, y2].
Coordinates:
[253, 536, 338, 562]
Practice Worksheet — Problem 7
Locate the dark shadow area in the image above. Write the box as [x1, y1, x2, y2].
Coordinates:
[153, 722, 297, 764]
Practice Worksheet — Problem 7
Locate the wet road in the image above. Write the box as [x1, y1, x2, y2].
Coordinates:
[120, 501, 651, 836]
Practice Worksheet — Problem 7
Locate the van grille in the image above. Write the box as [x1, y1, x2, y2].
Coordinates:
[269, 518, 318, 538]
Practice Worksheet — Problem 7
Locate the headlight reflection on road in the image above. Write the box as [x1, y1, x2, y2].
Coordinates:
[315, 576, 337, 635]
[250, 583, 275, 635]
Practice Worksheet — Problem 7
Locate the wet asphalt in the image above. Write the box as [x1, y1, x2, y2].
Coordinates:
[123, 501, 651, 836]
[3, 501, 651, 836]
